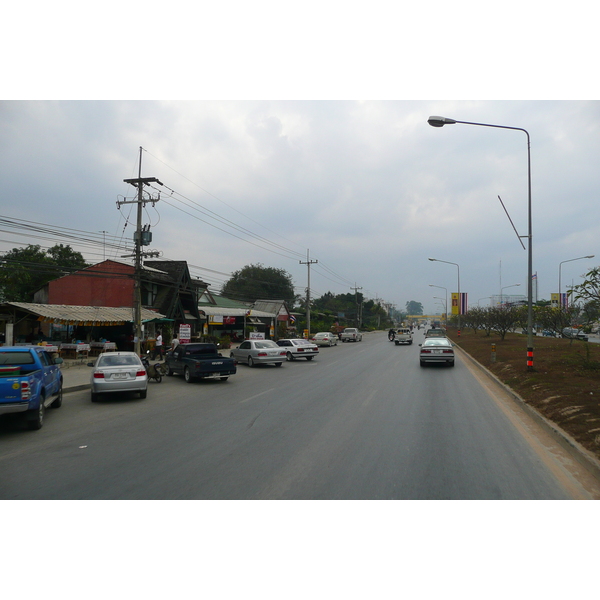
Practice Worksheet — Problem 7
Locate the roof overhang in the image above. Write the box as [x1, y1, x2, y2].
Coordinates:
[4, 302, 166, 326]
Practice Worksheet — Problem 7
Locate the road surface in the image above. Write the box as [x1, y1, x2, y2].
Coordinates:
[1, 330, 598, 499]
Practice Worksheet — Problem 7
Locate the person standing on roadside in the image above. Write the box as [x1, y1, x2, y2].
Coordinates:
[154, 331, 163, 359]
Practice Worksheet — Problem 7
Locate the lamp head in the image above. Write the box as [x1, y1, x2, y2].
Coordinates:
[428, 116, 457, 128]
[586, 255, 595, 258]
[428, 258, 436, 262]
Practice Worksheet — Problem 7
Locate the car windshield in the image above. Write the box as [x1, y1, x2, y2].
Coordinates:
[98, 355, 140, 367]
[255, 341, 277, 349]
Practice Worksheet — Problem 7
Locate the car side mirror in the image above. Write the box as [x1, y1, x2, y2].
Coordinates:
[54, 357, 64, 365]
[418, 343, 422, 346]
[87, 362, 94, 367]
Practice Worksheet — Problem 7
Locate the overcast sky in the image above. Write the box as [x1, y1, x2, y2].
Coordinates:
[1, 99, 598, 315]
[2, 4, 598, 317]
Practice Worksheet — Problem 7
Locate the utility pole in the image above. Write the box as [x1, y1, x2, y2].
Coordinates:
[99, 231, 108, 260]
[351, 283, 363, 328]
[118, 147, 163, 356]
[299, 249, 318, 337]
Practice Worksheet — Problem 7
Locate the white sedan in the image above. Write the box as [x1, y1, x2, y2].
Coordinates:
[276, 339, 319, 361]
[418, 338, 455, 367]
[310, 332, 338, 347]
[230, 340, 286, 367]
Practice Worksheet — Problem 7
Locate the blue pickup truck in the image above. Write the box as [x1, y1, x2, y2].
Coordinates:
[0, 346, 64, 430]
[165, 343, 236, 383]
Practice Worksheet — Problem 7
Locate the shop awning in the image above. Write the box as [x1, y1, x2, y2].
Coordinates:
[5, 302, 166, 326]
[198, 306, 275, 318]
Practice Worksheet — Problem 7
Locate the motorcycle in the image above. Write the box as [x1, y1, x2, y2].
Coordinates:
[388, 330, 396, 341]
[142, 351, 166, 383]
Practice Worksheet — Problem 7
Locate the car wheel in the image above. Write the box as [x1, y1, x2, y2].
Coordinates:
[165, 364, 174, 376]
[140, 389, 147, 399]
[286, 352, 294, 361]
[275, 362, 283, 367]
[448, 361, 455, 367]
[51, 383, 63, 408]
[306, 356, 314, 361]
[184, 367, 194, 383]
[27, 395, 45, 430]
[248, 356, 254, 367]
[91, 392, 100, 402]
[420, 361, 426, 367]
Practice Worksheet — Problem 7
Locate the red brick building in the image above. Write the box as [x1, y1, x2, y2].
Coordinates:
[47, 260, 134, 307]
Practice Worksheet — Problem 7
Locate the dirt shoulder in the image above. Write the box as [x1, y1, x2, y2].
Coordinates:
[446, 328, 600, 462]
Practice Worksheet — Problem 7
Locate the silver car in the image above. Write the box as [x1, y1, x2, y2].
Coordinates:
[310, 332, 338, 347]
[231, 340, 286, 367]
[88, 352, 148, 401]
[419, 338, 455, 367]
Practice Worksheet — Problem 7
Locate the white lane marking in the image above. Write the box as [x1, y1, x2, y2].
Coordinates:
[362, 389, 378, 408]
[240, 389, 275, 403]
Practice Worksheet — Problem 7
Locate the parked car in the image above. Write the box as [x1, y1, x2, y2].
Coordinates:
[88, 351, 148, 402]
[276, 339, 319, 361]
[419, 338, 455, 367]
[165, 343, 236, 382]
[231, 340, 286, 367]
[394, 328, 413, 345]
[310, 332, 338, 347]
[0, 346, 63, 430]
[562, 328, 589, 341]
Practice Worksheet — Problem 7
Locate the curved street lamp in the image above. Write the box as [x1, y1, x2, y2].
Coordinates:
[428, 115, 533, 370]
[429, 284, 448, 327]
[559, 255, 594, 308]
[433, 296, 448, 324]
[500, 283, 521, 307]
[429, 258, 460, 331]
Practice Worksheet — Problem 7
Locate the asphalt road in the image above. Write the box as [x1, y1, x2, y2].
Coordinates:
[1, 330, 597, 499]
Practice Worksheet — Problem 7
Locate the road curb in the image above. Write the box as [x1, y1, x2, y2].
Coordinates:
[64, 384, 90, 394]
[455, 345, 600, 481]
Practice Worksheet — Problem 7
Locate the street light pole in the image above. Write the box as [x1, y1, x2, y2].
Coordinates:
[429, 258, 460, 332]
[500, 283, 521, 307]
[559, 255, 594, 309]
[433, 296, 447, 324]
[428, 116, 533, 370]
[429, 284, 448, 327]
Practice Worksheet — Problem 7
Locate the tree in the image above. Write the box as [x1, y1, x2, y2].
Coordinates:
[571, 266, 600, 313]
[0, 244, 87, 302]
[221, 263, 297, 304]
[406, 300, 423, 315]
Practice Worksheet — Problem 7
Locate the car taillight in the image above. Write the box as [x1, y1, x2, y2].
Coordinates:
[442, 350, 453, 354]
[280, 352, 286, 356]
[421, 349, 431, 354]
[21, 381, 31, 400]
[257, 352, 267, 357]
[298, 348, 304, 352]
[93, 372, 105, 378]
[136, 370, 146, 377]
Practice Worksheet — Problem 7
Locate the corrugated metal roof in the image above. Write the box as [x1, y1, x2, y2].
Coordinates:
[198, 306, 275, 317]
[6, 302, 165, 325]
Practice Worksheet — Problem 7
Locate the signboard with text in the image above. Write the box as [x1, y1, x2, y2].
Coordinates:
[179, 324, 191, 344]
